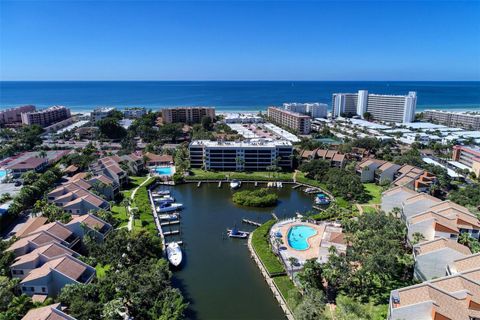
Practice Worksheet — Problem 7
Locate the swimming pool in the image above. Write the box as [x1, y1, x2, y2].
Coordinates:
[155, 167, 173, 175]
[0, 170, 7, 180]
[287, 225, 317, 251]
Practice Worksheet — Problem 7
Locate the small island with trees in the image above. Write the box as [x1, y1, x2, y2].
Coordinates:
[232, 188, 279, 207]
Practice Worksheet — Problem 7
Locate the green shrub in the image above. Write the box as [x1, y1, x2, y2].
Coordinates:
[232, 188, 278, 207]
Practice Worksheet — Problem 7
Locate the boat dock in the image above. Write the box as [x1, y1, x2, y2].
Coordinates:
[163, 230, 180, 236]
[161, 220, 180, 226]
[271, 212, 278, 221]
[242, 219, 262, 227]
[148, 189, 184, 254]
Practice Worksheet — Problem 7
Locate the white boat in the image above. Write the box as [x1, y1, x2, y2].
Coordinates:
[153, 190, 170, 196]
[166, 242, 182, 267]
[227, 227, 250, 239]
[230, 179, 241, 189]
[154, 196, 175, 203]
[158, 213, 179, 220]
[157, 203, 183, 213]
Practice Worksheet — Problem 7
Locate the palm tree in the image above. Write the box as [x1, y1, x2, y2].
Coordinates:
[287, 257, 299, 277]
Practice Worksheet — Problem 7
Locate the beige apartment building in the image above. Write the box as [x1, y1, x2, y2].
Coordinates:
[0, 105, 36, 126]
[21, 106, 71, 127]
[161, 107, 215, 124]
[424, 110, 480, 130]
[267, 107, 311, 134]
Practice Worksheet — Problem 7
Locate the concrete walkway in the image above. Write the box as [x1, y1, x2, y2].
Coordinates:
[247, 233, 295, 320]
[127, 175, 151, 231]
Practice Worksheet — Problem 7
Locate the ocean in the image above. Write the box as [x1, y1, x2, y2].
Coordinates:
[0, 81, 479, 113]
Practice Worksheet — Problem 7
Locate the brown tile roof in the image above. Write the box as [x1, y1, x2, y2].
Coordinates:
[452, 253, 480, 273]
[21, 303, 72, 320]
[11, 243, 74, 267]
[325, 150, 337, 159]
[91, 174, 115, 185]
[316, 149, 328, 158]
[378, 162, 400, 172]
[358, 159, 385, 169]
[409, 211, 459, 234]
[415, 238, 471, 256]
[21, 256, 88, 283]
[7, 231, 61, 253]
[300, 149, 317, 159]
[15, 217, 48, 238]
[382, 186, 418, 197]
[63, 165, 78, 174]
[393, 273, 480, 319]
[332, 153, 345, 162]
[68, 214, 109, 232]
[29, 222, 73, 241]
[145, 152, 173, 163]
[6, 157, 47, 170]
[69, 172, 89, 181]
[403, 193, 442, 205]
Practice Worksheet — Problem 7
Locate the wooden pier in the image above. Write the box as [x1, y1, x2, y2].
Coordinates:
[242, 219, 262, 227]
[271, 212, 278, 221]
[163, 230, 180, 236]
[166, 241, 183, 246]
[292, 184, 302, 189]
[161, 220, 180, 226]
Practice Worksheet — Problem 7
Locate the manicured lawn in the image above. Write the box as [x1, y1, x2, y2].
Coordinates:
[295, 172, 328, 190]
[363, 183, 383, 204]
[362, 205, 379, 214]
[132, 176, 157, 234]
[111, 204, 128, 224]
[251, 220, 285, 275]
[95, 264, 111, 279]
[273, 275, 298, 310]
[186, 169, 293, 181]
[335, 197, 351, 209]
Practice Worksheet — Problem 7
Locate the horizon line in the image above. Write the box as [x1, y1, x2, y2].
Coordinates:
[1, 79, 480, 82]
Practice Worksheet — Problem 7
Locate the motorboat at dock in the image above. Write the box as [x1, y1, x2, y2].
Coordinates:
[227, 227, 250, 239]
[230, 179, 241, 189]
[166, 242, 183, 267]
[157, 202, 183, 213]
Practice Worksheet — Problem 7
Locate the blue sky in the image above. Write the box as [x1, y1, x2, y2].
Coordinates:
[1, 0, 479, 81]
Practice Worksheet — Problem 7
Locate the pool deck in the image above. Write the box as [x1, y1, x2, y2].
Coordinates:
[277, 221, 325, 262]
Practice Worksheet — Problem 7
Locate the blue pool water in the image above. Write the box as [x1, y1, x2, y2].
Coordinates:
[0, 170, 6, 179]
[287, 225, 317, 251]
[155, 167, 173, 175]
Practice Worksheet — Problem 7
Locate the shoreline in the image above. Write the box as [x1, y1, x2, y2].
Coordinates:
[13, 105, 480, 116]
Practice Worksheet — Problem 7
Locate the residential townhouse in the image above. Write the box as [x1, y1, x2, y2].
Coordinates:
[393, 164, 437, 193]
[47, 182, 110, 214]
[406, 201, 480, 242]
[299, 149, 347, 168]
[22, 303, 77, 320]
[14, 217, 49, 239]
[381, 186, 419, 214]
[412, 238, 471, 281]
[401, 193, 442, 221]
[356, 159, 386, 182]
[19, 255, 95, 297]
[5, 157, 48, 178]
[144, 152, 173, 167]
[388, 268, 480, 320]
[10, 243, 78, 279]
[91, 157, 128, 186]
[85, 174, 119, 200]
[6, 230, 76, 257]
[66, 214, 112, 242]
[374, 162, 401, 184]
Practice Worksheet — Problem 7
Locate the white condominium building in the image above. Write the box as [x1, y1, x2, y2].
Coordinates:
[189, 139, 293, 171]
[283, 102, 328, 119]
[91, 107, 116, 123]
[424, 110, 480, 130]
[267, 107, 311, 134]
[332, 90, 417, 123]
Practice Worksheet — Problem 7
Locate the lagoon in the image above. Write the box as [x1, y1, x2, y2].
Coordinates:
[157, 183, 313, 320]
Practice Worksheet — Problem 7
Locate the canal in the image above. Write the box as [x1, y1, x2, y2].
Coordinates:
[156, 183, 314, 320]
